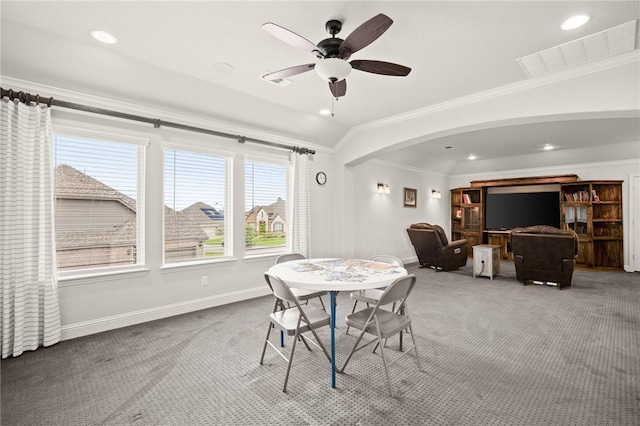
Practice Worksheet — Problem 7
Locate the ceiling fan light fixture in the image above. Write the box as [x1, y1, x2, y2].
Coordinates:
[314, 58, 352, 82]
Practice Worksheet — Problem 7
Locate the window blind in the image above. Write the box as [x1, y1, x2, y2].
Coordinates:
[164, 148, 228, 264]
[244, 159, 288, 254]
[53, 133, 144, 272]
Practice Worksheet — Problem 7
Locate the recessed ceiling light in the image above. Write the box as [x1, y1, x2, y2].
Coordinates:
[543, 144, 554, 151]
[561, 14, 591, 31]
[468, 154, 477, 160]
[211, 62, 235, 74]
[319, 109, 332, 116]
[90, 30, 117, 44]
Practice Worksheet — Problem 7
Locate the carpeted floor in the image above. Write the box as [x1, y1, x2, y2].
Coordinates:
[1, 262, 639, 425]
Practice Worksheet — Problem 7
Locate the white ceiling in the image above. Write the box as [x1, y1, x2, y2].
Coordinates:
[1, 1, 639, 167]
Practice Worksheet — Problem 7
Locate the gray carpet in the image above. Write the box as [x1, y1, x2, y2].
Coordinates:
[2, 262, 639, 425]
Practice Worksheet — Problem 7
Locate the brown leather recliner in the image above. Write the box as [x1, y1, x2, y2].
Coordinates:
[406, 223, 468, 271]
[510, 225, 579, 289]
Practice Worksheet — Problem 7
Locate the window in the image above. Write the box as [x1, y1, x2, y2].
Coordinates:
[53, 132, 145, 273]
[164, 148, 230, 264]
[245, 158, 288, 255]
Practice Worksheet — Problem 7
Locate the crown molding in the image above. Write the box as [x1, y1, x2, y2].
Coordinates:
[0, 76, 334, 155]
[335, 50, 640, 152]
[450, 158, 640, 182]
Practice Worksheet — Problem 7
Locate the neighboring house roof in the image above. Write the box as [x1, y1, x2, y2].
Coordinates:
[181, 202, 224, 226]
[55, 165, 207, 248]
[164, 206, 209, 241]
[55, 164, 136, 211]
[245, 197, 286, 223]
[57, 218, 136, 249]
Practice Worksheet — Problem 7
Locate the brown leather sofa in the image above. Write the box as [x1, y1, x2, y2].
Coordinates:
[510, 225, 579, 289]
[406, 223, 468, 271]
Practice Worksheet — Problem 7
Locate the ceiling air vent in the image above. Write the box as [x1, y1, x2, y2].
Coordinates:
[516, 20, 637, 78]
[260, 73, 293, 87]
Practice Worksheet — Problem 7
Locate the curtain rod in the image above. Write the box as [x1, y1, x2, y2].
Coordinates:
[1, 87, 315, 155]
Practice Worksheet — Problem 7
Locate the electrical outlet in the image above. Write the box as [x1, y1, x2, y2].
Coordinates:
[201, 276, 208, 286]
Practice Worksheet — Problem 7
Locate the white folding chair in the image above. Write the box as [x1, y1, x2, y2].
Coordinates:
[338, 274, 422, 397]
[275, 253, 327, 311]
[260, 273, 332, 392]
[346, 255, 404, 335]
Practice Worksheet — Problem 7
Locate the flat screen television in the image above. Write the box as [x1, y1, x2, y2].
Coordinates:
[485, 191, 560, 230]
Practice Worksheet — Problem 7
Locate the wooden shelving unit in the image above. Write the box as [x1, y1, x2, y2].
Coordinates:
[561, 181, 623, 269]
[450, 176, 623, 270]
[450, 187, 483, 251]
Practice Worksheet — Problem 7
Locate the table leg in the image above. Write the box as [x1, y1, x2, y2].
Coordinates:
[330, 290, 336, 388]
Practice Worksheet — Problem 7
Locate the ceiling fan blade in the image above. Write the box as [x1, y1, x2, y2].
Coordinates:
[262, 64, 315, 81]
[262, 22, 319, 54]
[339, 14, 393, 58]
[329, 79, 347, 98]
[350, 60, 411, 76]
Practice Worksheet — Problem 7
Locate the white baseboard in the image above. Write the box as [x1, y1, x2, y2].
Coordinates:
[60, 286, 271, 341]
[403, 256, 419, 266]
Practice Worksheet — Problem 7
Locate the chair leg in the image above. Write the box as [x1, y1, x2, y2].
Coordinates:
[408, 326, 422, 372]
[338, 323, 369, 373]
[299, 333, 312, 351]
[260, 321, 274, 365]
[374, 319, 394, 397]
[318, 296, 326, 311]
[346, 300, 359, 335]
[305, 323, 332, 362]
[282, 328, 300, 393]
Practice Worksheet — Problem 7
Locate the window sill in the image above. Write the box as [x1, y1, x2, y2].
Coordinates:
[160, 257, 237, 274]
[243, 251, 289, 262]
[57, 267, 150, 287]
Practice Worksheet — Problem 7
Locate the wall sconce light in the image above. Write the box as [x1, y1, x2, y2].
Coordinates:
[377, 183, 390, 194]
[431, 189, 442, 199]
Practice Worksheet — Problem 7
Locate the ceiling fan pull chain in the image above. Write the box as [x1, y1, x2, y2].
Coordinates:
[331, 96, 335, 117]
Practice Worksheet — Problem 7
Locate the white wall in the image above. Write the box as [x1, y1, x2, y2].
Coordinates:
[332, 54, 639, 264]
[3, 82, 336, 341]
[307, 148, 338, 258]
[350, 160, 449, 264]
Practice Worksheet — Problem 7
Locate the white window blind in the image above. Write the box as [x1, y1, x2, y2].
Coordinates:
[245, 159, 288, 255]
[53, 133, 144, 273]
[164, 148, 229, 264]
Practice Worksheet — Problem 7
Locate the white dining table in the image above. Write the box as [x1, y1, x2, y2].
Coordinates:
[266, 258, 407, 388]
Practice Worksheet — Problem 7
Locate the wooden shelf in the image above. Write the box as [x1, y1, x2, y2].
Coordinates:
[561, 180, 623, 269]
[450, 187, 483, 251]
[451, 177, 623, 270]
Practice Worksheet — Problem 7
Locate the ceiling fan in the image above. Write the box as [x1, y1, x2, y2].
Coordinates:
[262, 13, 411, 98]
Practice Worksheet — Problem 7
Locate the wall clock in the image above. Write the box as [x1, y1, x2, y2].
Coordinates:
[315, 172, 327, 185]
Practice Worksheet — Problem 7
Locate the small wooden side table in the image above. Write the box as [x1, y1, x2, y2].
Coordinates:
[472, 244, 501, 280]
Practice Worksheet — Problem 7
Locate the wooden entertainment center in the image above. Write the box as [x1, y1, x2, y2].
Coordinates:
[450, 175, 623, 270]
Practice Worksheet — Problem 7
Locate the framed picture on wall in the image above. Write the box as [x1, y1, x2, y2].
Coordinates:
[403, 187, 417, 207]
